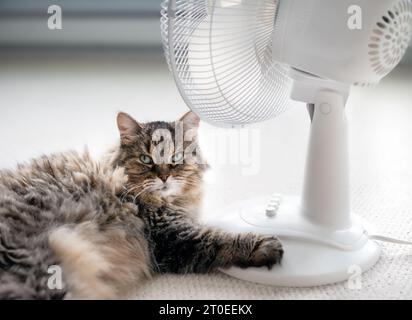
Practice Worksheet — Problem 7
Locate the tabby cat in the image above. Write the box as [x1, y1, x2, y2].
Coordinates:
[0, 111, 283, 299]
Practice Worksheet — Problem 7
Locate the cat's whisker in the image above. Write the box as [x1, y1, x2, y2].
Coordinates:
[124, 180, 158, 203]
[120, 174, 154, 200]
[132, 185, 153, 202]
[120, 183, 151, 202]
[174, 178, 198, 187]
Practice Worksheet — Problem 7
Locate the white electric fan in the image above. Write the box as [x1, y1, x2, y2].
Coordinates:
[161, 0, 412, 286]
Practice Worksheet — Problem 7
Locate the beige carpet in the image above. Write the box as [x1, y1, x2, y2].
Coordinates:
[136, 198, 412, 300]
[135, 170, 412, 299]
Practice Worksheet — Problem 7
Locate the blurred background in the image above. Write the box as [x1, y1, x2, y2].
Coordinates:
[0, 0, 176, 166]
[0, 0, 411, 221]
[0, 0, 161, 49]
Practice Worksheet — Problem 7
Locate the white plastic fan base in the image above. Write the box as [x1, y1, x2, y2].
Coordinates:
[207, 195, 380, 287]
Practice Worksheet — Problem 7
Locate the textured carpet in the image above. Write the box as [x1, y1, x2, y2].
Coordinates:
[134, 172, 412, 300]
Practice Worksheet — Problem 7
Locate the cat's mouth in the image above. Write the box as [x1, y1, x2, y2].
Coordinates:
[149, 178, 182, 197]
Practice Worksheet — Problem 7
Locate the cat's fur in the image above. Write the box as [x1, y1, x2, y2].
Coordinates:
[0, 112, 283, 300]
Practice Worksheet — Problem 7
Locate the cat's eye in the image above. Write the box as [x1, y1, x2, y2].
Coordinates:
[139, 154, 153, 165]
[171, 152, 184, 164]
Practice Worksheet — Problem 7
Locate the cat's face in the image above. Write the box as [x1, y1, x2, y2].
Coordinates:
[116, 111, 207, 203]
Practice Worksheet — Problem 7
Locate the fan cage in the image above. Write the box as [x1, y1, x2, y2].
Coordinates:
[161, 0, 292, 127]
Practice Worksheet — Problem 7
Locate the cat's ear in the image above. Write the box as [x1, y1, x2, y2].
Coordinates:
[179, 111, 200, 130]
[117, 112, 141, 137]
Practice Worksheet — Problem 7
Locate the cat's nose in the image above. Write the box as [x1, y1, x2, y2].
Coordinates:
[159, 175, 169, 183]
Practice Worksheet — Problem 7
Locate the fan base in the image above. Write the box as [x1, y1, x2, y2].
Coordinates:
[206, 195, 380, 287]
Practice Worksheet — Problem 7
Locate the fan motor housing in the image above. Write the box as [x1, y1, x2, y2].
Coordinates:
[272, 0, 412, 86]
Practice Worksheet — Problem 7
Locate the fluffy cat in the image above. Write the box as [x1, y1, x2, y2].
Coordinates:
[0, 111, 283, 299]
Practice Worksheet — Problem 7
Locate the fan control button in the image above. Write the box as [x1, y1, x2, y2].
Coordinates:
[320, 103, 332, 115]
[266, 194, 282, 217]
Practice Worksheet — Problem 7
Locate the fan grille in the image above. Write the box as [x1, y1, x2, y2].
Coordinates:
[368, 0, 412, 77]
[161, 0, 292, 127]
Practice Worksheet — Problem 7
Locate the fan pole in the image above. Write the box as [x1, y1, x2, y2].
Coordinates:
[301, 90, 351, 230]
[210, 87, 380, 286]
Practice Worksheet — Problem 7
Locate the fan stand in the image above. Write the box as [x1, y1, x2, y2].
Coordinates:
[210, 72, 381, 287]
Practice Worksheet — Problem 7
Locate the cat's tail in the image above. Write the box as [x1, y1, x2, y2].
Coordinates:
[49, 222, 152, 300]
[49, 224, 119, 300]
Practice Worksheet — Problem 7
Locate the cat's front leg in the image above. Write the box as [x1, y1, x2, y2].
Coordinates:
[214, 232, 283, 270]
[147, 209, 283, 273]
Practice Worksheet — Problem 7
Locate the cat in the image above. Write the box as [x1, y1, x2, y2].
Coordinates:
[0, 111, 283, 300]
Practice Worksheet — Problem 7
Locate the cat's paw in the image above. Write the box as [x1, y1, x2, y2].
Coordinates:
[247, 236, 283, 269]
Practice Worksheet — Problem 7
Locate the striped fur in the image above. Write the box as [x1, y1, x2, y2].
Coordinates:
[0, 112, 282, 299]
